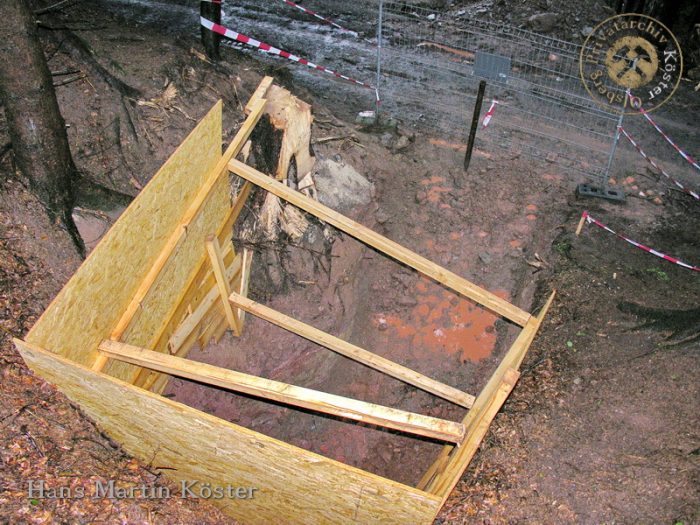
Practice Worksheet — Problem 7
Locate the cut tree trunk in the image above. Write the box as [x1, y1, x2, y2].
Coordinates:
[0, 0, 84, 255]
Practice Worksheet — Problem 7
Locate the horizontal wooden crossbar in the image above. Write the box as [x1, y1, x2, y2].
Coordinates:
[229, 292, 475, 409]
[227, 158, 531, 327]
[98, 340, 466, 443]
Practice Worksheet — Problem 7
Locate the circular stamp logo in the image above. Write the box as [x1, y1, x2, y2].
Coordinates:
[580, 14, 682, 114]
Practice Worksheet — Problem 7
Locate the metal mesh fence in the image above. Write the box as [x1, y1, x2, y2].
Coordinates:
[378, 1, 622, 183]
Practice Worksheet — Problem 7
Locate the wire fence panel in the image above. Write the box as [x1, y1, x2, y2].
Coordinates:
[379, 1, 621, 183]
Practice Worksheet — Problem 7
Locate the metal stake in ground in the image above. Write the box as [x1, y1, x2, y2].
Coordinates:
[464, 80, 486, 172]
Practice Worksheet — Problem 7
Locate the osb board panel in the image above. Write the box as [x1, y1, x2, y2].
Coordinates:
[26, 103, 223, 367]
[105, 173, 232, 381]
[15, 340, 441, 525]
[265, 85, 315, 179]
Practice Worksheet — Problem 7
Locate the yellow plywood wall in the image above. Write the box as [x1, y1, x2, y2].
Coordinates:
[105, 173, 232, 381]
[25, 103, 223, 369]
[16, 340, 441, 525]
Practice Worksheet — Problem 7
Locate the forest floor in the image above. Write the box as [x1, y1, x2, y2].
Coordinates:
[1, 1, 698, 524]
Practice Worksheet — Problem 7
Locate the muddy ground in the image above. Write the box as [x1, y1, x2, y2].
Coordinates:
[1, 0, 699, 524]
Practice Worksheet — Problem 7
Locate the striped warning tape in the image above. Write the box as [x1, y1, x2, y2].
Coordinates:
[279, 0, 358, 37]
[482, 99, 498, 128]
[580, 211, 700, 272]
[633, 104, 700, 172]
[200, 17, 374, 90]
[619, 126, 699, 201]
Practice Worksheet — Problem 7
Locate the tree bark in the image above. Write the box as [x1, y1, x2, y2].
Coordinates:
[0, 0, 84, 255]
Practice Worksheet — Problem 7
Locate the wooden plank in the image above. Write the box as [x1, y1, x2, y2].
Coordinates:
[206, 236, 241, 335]
[110, 96, 267, 344]
[420, 290, 556, 495]
[228, 159, 532, 327]
[229, 292, 476, 409]
[98, 340, 466, 443]
[428, 369, 520, 500]
[25, 102, 223, 371]
[236, 249, 253, 325]
[167, 247, 241, 353]
[140, 179, 252, 373]
[245, 75, 274, 114]
[136, 251, 241, 391]
[14, 338, 441, 525]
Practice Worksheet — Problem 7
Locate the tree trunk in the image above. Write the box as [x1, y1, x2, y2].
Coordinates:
[0, 0, 84, 255]
[200, 0, 222, 60]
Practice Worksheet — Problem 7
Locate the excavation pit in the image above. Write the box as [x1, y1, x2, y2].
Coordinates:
[14, 79, 553, 524]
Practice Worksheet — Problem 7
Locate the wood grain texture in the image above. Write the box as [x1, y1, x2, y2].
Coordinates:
[264, 84, 315, 180]
[26, 102, 223, 368]
[15, 339, 441, 525]
[99, 341, 466, 443]
[228, 159, 532, 326]
[229, 292, 475, 408]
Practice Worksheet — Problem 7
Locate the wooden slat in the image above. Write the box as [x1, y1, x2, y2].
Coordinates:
[420, 290, 556, 495]
[98, 340, 466, 443]
[245, 75, 274, 114]
[228, 159, 532, 327]
[428, 368, 519, 499]
[106, 96, 268, 353]
[168, 250, 242, 353]
[236, 249, 253, 325]
[15, 338, 441, 525]
[206, 236, 241, 335]
[229, 292, 476, 409]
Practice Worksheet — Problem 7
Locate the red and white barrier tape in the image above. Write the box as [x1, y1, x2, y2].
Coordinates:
[631, 102, 700, 172]
[482, 99, 498, 128]
[279, 0, 358, 37]
[580, 211, 700, 272]
[619, 126, 699, 201]
[201, 17, 374, 90]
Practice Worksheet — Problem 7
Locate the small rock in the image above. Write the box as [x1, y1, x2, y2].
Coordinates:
[478, 252, 492, 265]
[527, 12, 560, 33]
[380, 132, 394, 148]
[573, 377, 582, 385]
[638, 191, 646, 197]
[375, 209, 390, 224]
[397, 296, 418, 307]
[416, 190, 428, 203]
[392, 273, 413, 289]
[581, 26, 593, 37]
[393, 135, 411, 152]
[687, 67, 700, 81]
[624, 176, 635, 185]
[427, 13, 436, 21]
[653, 197, 663, 205]
[377, 317, 388, 331]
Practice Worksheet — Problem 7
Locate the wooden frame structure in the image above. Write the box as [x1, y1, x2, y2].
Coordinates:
[13, 78, 554, 524]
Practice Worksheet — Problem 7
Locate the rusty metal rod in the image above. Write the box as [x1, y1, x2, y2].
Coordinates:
[464, 79, 486, 171]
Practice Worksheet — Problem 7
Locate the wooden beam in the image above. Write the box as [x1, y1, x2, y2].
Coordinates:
[428, 368, 519, 498]
[228, 292, 476, 409]
[168, 249, 242, 353]
[206, 236, 241, 336]
[419, 290, 556, 495]
[245, 76, 274, 114]
[99, 96, 268, 373]
[98, 340, 466, 443]
[227, 159, 532, 327]
[236, 249, 252, 325]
